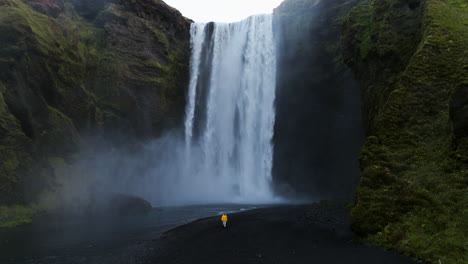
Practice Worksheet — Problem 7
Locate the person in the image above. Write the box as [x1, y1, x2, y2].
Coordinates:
[221, 214, 228, 228]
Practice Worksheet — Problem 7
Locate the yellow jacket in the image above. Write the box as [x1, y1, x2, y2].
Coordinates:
[221, 214, 228, 221]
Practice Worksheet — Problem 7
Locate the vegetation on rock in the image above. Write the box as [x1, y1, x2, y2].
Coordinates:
[0, 0, 190, 225]
[0, 204, 38, 228]
[275, 0, 466, 262]
[342, 0, 467, 263]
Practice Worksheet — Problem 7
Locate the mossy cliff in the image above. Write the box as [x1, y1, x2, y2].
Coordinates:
[0, 0, 190, 214]
[342, 0, 467, 263]
[275, 0, 466, 263]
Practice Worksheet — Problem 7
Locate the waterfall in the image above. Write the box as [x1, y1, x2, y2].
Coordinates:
[182, 14, 278, 203]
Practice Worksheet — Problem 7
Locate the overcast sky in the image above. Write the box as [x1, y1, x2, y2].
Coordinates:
[162, 0, 284, 22]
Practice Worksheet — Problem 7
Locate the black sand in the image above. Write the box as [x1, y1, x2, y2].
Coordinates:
[8, 203, 417, 264]
[140, 203, 416, 264]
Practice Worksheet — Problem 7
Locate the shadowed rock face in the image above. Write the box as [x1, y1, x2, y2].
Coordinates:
[272, 0, 364, 200]
[70, 0, 107, 20]
[24, 0, 64, 17]
[92, 0, 190, 139]
[274, 0, 466, 262]
[0, 0, 190, 204]
[450, 82, 468, 161]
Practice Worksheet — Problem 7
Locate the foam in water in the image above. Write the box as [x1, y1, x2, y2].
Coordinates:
[181, 15, 278, 204]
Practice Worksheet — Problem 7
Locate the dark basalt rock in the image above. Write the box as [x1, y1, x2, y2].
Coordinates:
[273, 0, 363, 199]
[70, 0, 107, 21]
[108, 193, 152, 215]
[24, 0, 64, 17]
[0, 0, 190, 204]
[450, 82, 468, 161]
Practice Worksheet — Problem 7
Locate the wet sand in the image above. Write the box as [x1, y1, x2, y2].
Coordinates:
[6, 203, 417, 264]
[140, 203, 416, 264]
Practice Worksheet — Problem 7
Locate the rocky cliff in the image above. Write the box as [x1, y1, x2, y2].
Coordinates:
[0, 0, 190, 208]
[342, 0, 467, 262]
[275, 0, 467, 263]
[273, 0, 364, 199]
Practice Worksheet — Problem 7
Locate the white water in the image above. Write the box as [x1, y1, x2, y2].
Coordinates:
[181, 15, 278, 203]
[46, 15, 280, 207]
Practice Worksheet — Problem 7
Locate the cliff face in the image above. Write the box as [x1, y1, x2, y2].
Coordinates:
[273, 0, 364, 199]
[0, 0, 190, 205]
[275, 0, 466, 262]
[342, 0, 467, 262]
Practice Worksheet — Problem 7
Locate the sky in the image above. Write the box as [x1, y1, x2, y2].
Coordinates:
[162, 0, 285, 22]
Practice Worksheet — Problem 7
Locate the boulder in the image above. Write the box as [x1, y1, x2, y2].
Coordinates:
[108, 193, 152, 216]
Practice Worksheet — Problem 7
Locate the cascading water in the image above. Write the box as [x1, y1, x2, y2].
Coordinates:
[46, 15, 280, 207]
[182, 14, 278, 203]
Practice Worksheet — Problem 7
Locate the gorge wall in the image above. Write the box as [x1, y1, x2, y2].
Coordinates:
[0, 0, 190, 205]
[273, 0, 364, 200]
[342, 0, 467, 262]
[275, 0, 467, 263]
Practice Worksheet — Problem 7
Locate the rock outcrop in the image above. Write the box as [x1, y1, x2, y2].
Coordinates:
[0, 0, 190, 205]
[108, 193, 152, 215]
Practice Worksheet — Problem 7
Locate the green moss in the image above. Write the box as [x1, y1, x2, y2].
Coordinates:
[95, 5, 127, 25]
[345, 0, 468, 263]
[0, 79, 31, 203]
[0, 0, 102, 124]
[346, 0, 372, 58]
[152, 29, 170, 51]
[0, 0, 96, 201]
[0, 204, 39, 228]
[144, 59, 170, 73]
[0, 198, 65, 228]
[0, 0, 190, 217]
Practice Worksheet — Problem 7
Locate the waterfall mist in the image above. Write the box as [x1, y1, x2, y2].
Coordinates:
[128, 15, 279, 205]
[49, 15, 281, 208]
[39, 4, 365, 210]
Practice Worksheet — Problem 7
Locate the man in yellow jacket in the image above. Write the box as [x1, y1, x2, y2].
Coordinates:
[221, 214, 228, 228]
